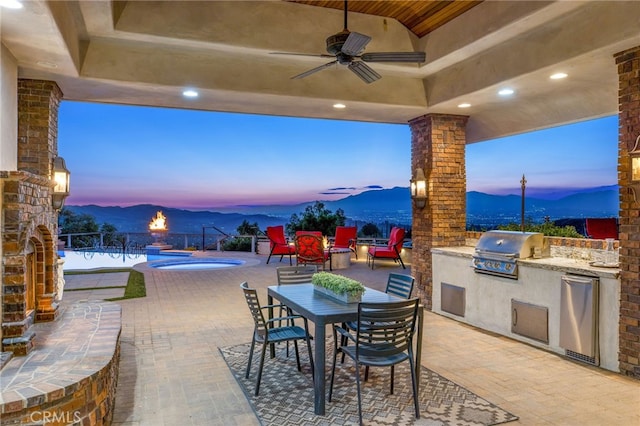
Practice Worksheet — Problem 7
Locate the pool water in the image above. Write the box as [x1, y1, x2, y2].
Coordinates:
[60, 250, 192, 270]
[148, 258, 246, 270]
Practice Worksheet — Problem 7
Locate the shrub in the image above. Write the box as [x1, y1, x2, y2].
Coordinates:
[311, 272, 365, 297]
[287, 201, 346, 237]
[222, 237, 252, 252]
[497, 221, 583, 238]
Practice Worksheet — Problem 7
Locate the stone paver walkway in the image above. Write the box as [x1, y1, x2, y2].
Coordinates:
[60, 252, 639, 425]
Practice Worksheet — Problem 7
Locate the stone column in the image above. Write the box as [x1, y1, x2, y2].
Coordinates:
[614, 46, 640, 378]
[1, 80, 62, 355]
[409, 114, 468, 309]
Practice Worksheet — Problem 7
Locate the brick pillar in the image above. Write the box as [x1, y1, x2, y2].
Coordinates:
[615, 46, 640, 378]
[409, 114, 468, 309]
[17, 80, 61, 176]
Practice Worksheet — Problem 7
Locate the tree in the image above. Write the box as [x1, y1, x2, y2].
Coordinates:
[222, 220, 260, 252]
[286, 201, 346, 237]
[100, 223, 121, 246]
[236, 220, 260, 236]
[58, 208, 100, 248]
[58, 208, 120, 248]
[360, 222, 381, 238]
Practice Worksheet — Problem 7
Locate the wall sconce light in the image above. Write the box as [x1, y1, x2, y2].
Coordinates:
[630, 135, 640, 203]
[51, 156, 70, 210]
[410, 167, 427, 209]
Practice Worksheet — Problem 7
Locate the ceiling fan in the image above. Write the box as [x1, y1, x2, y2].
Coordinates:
[274, 0, 426, 84]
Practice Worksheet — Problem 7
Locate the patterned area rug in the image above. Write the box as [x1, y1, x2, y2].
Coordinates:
[219, 342, 518, 426]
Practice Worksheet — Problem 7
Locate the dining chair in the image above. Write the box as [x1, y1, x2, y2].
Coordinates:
[275, 265, 318, 353]
[294, 233, 331, 270]
[240, 282, 314, 396]
[340, 273, 416, 375]
[384, 273, 415, 299]
[329, 299, 421, 424]
[266, 225, 296, 265]
[276, 265, 318, 285]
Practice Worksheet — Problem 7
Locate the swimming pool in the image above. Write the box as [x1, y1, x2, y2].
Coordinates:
[60, 250, 192, 270]
[148, 258, 246, 270]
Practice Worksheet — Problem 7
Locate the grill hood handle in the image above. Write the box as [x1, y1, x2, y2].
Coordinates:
[474, 249, 518, 259]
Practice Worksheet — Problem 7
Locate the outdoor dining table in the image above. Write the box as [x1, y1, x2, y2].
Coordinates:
[267, 283, 424, 416]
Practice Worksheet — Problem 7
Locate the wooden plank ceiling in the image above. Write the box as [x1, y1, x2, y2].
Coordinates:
[289, 1, 483, 37]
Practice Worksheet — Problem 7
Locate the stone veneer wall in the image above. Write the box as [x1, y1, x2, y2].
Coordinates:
[1, 171, 57, 355]
[615, 46, 640, 378]
[1, 80, 62, 356]
[410, 114, 468, 309]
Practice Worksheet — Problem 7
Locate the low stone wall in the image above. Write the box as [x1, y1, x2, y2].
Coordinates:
[0, 302, 121, 425]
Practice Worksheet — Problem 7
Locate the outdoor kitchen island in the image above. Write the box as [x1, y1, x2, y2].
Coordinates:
[431, 238, 621, 372]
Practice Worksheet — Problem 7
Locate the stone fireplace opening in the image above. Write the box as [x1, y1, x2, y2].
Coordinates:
[25, 242, 36, 314]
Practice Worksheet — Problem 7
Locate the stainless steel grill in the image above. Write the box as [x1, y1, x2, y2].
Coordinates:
[472, 230, 544, 279]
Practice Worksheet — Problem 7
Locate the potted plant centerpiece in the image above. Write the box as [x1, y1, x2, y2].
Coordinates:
[311, 271, 365, 304]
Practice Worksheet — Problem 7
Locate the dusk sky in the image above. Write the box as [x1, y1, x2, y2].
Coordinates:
[58, 101, 618, 210]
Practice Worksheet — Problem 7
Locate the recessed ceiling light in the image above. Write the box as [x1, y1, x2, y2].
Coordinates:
[182, 89, 199, 98]
[0, 0, 23, 9]
[550, 72, 568, 80]
[458, 103, 471, 108]
[36, 60, 58, 69]
[333, 103, 346, 109]
[498, 88, 514, 96]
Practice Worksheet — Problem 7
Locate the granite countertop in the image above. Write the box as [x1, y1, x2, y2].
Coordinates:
[431, 246, 620, 279]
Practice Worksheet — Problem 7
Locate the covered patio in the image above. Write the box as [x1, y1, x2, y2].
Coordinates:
[1, 1, 640, 424]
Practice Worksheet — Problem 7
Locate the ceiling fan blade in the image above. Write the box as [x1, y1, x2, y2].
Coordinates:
[341, 32, 371, 56]
[348, 61, 381, 84]
[292, 60, 338, 80]
[361, 52, 426, 63]
[271, 52, 335, 59]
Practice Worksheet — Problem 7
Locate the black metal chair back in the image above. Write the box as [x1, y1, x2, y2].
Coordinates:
[330, 298, 420, 424]
[385, 273, 415, 299]
[276, 265, 318, 285]
[241, 282, 269, 341]
[355, 299, 417, 356]
[240, 282, 314, 396]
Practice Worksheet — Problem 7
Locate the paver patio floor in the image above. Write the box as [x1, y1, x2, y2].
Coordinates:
[60, 251, 640, 425]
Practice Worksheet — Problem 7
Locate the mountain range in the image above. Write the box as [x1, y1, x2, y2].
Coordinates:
[65, 185, 619, 234]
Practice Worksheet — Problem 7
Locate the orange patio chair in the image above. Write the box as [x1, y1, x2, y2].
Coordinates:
[366, 227, 406, 269]
[332, 226, 358, 259]
[266, 225, 295, 265]
[295, 233, 331, 270]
